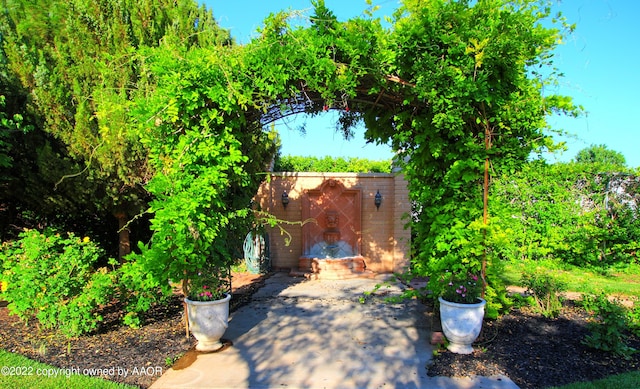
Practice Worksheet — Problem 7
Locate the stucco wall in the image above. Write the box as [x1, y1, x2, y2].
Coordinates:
[255, 172, 411, 274]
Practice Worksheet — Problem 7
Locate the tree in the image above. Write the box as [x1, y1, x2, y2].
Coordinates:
[574, 144, 626, 167]
[0, 43, 32, 181]
[0, 0, 232, 257]
[0, 96, 27, 172]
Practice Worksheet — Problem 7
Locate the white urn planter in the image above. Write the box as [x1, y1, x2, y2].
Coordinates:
[185, 293, 231, 352]
[438, 296, 486, 354]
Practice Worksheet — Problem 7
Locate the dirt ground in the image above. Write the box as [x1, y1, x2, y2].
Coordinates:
[1, 273, 639, 389]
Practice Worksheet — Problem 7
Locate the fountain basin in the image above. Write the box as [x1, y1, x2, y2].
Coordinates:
[294, 255, 374, 280]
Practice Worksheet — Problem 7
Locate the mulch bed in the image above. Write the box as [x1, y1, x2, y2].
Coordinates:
[2, 273, 639, 388]
[0, 272, 267, 388]
[427, 300, 640, 389]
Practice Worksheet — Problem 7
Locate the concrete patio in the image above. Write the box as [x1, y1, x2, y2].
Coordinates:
[150, 272, 519, 389]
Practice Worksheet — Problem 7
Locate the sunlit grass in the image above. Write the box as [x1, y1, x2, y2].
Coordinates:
[0, 350, 136, 389]
[503, 260, 640, 298]
[549, 370, 640, 389]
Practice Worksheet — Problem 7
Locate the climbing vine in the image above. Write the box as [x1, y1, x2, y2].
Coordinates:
[365, 0, 580, 311]
[125, 0, 580, 313]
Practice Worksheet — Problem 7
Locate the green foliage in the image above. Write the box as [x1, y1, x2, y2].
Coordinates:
[575, 144, 626, 167]
[0, 229, 169, 333]
[510, 293, 536, 310]
[0, 0, 234, 235]
[482, 259, 512, 319]
[580, 293, 637, 359]
[133, 126, 248, 299]
[1, 31, 117, 244]
[0, 229, 118, 337]
[2, 0, 583, 324]
[274, 155, 392, 173]
[1, 0, 231, 165]
[493, 161, 640, 268]
[627, 300, 640, 337]
[521, 270, 566, 318]
[414, 219, 486, 299]
[414, 217, 512, 317]
[127, 41, 278, 304]
[362, 0, 581, 316]
[1, 129, 114, 240]
[9, 0, 279, 315]
[115, 258, 170, 329]
[0, 95, 32, 170]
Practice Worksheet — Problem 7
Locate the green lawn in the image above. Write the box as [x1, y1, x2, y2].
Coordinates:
[503, 260, 640, 298]
[0, 350, 136, 389]
[550, 370, 640, 389]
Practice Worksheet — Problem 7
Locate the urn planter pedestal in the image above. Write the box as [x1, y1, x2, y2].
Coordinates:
[185, 293, 231, 352]
[438, 296, 486, 354]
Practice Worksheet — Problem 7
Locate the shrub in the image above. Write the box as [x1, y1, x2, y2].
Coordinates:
[492, 161, 640, 268]
[521, 270, 566, 318]
[412, 218, 512, 319]
[115, 258, 169, 329]
[0, 229, 118, 337]
[581, 293, 637, 359]
[273, 155, 392, 173]
[510, 293, 536, 309]
[627, 299, 640, 337]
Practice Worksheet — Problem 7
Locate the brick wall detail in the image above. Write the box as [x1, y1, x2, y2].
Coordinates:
[255, 172, 411, 274]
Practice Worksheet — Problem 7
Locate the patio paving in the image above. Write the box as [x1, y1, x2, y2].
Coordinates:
[150, 272, 519, 389]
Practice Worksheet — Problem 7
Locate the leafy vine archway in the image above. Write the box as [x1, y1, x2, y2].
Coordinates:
[132, 0, 579, 316]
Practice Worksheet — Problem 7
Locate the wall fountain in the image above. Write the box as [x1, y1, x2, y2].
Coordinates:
[295, 179, 372, 279]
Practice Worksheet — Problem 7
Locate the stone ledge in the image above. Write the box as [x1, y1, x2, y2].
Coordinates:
[289, 269, 377, 280]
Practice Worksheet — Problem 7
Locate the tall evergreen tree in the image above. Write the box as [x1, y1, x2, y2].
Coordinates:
[0, 0, 232, 257]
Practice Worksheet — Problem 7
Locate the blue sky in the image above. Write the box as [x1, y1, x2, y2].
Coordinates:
[204, 0, 640, 168]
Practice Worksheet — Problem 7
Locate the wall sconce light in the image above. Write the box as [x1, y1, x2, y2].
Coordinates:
[374, 190, 382, 210]
[281, 191, 290, 209]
